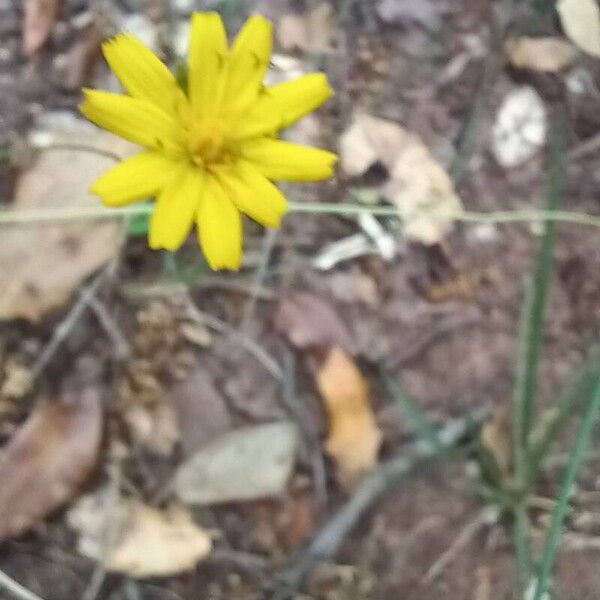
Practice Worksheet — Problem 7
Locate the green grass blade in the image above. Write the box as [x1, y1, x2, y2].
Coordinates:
[512, 114, 564, 453]
[380, 369, 442, 450]
[511, 112, 566, 590]
[527, 344, 600, 486]
[531, 379, 600, 600]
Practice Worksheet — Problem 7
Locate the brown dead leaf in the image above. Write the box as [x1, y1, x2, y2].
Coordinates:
[481, 406, 511, 477]
[68, 492, 212, 578]
[275, 293, 354, 354]
[505, 37, 575, 72]
[23, 0, 63, 56]
[316, 347, 381, 487]
[425, 270, 487, 303]
[339, 114, 462, 245]
[0, 388, 102, 539]
[0, 116, 130, 322]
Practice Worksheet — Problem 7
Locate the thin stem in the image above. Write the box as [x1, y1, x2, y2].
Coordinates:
[0, 568, 47, 600]
[1, 203, 600, 228]
[531, 379, 600, 600]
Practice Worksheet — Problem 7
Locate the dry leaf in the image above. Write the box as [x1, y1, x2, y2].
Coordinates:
[23, 0, 63, 56]
[505, 37, 576, 72]
[339, 113, 408, 177]
[557, 0, 600, 58]
[0, 115, 130, 322]
[481, 407, 511, 477]
[387, 135, 463, 244]
[0, 388, 102, 539]
[68, 492, 212, 578]
[492, 86, 547, 168]
[174, 422, 299, 505]
[277, 2, 333, 53]
[339, 114, 463, 244]
[316, 347, 382, 487]
[275, 293, 354, 354]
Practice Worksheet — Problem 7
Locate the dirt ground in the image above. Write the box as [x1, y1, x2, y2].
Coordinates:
[1, 0, 600, 599]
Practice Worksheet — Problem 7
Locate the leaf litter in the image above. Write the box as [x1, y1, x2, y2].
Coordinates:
[0, 113, 131, 322]
[339, 113, 463, 245]
[68, 488, 212, 578]
[0, 388, 102, 540]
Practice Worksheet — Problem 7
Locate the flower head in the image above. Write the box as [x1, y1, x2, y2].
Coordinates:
[81, 12, 336, 269]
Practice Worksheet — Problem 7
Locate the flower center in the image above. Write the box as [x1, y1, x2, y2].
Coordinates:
[187, 119, 233, 168]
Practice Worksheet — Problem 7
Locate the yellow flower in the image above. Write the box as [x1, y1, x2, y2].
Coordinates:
[80, 12, 336, 270]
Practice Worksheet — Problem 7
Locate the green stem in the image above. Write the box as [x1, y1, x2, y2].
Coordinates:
[531, 380, 600, 600]
[1, 203, 600, 228]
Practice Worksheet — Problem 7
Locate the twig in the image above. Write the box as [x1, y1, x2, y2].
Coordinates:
[86, 296, 130, 361]
[421, 508, 498, 585]
[0, 569, 47, 600]
[2, 204, 600, 229]
[234, 228, 278, 357]
[281, 349, 328, 506]
[267, 406, 488, 599]
[184, 296, 283, 380]
[29, 266, 111, 384]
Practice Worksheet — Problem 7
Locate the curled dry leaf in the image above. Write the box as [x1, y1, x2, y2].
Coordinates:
[68, 491, 212, 578]
[316, 347, 382, 488]
[23, 0, 63, 56]
[557, 0, 600, 58]
[0, 388, 102, 540]
[492, 86, 547, 168]
[275, 293, 354, 354]
[505, 37, 576, 72]
[339, 113, 463, 245]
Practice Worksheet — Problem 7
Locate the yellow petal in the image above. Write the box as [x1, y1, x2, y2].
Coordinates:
[214, 160, 288, 227]
[149, 167, 203, 251]
[102, 34, 190, 120]
[188, 12, 227, 117]
[240, 139, 337, 181]
[221, 15, 272, 114]
[80, 89, 185, 156]
[238, 73, 333, 138]
[91, 152, 181, 206]
[197, 176, 242, 270]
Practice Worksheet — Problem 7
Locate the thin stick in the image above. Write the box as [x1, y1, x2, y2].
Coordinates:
[29, 267, 110, 384]
[421, 508, 497, 584]
[267, 406, 488, 599]
[2, 203, 600, 229]
[0, 569, 47, 600]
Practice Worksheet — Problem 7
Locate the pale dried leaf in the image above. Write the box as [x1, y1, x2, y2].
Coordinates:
[505, 37, 576, 72]
[339, 113, 409, 177]
[557, 0, 600, 58]
[68, 492, 212, 578]
[277, 2, 333, 53]
[174, 422, 299, 505]
[387, 134, 463, 244]
[277, 13, 308, 51]
[339, 114, 462, 244]
[0, 389, 102, 539]
[0, 115, 131, 322]
[275, 293, 354, 354]
[23, 0, 63, 56]
[492, 86, 547, 168]
[316, 347, 382, 488]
